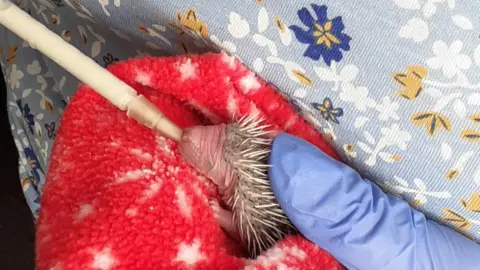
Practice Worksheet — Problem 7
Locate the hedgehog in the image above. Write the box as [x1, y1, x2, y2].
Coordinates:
[179, 114, 296, 258]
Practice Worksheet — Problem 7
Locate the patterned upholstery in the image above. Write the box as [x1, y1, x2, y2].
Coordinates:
[1, 0, 480, 241]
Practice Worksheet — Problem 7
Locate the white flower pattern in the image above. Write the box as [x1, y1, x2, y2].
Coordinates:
[357, 123, 412, 166]
[380, 124, 412, 151]
[8, 64, 24, 89]
[375, 97, 400, 121]
[338, 84, 376, 111]
[228, 12, 250, 39]
[399, 18, 429, 42]
[426, 40, 471, 79]
[382, 176, 452, 206]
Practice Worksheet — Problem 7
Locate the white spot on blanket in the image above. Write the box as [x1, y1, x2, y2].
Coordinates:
[156, 136, 173, 157]
[49, 262, 62, 270]
[259, 247, 286, 263]
[227, 92, 238, 117]
[115, 169, 155, 184]
[175, 185, 192, 220]
[240, 72, 260, 94]
[139, 178, 163, 202]
[129, 148, 153, 161]
[173, 239, 206, 266]
[244, 245, 307, 269]
[152, 159, 165, 171]
[267, 102, 279, 112]
[76, 204, 94, 221]
[195, 174, 217, 195]
[90, 247, 118, 270]
[284, 115, 298, 130]
[38, 234, 52, 246]
[177, 58, 198, 81]
[109, 141, 119, 147]
[125, 208, 138, 217]
[221, 52, 236, 69]
[192, 182, 206, 202]
[244, 247, 288, 269]
[274, 263, 288, 270]
[188, 100, 222, 124]
[135, 71, 151, 86]
[167, 165, 180, 177]
[249, 103, 261, 120]
[285, 246, 306, 259]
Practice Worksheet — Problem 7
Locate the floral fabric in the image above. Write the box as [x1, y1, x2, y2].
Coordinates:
[2, 0, 480, 241]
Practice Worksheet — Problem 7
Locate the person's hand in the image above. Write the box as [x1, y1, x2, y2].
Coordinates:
[268, 133, 480, 270]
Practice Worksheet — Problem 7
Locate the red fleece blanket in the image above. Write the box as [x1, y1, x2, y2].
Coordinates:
[36, 53, 343, 270]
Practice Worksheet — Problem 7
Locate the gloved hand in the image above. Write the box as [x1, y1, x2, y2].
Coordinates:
[268, 133, 480, 270]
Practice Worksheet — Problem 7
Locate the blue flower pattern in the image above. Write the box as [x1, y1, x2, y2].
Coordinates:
[313, 97, 344, 124]
[290, 4, 351, 66]
[24, 147, 44, 184]
[45, 122, 56, 140]
[17, 99, 35, 134]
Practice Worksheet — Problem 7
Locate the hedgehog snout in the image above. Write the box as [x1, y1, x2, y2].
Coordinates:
[179, 124, 233, 192]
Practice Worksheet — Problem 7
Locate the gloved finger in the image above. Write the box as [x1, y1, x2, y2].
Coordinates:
[268, 133, 480, 270]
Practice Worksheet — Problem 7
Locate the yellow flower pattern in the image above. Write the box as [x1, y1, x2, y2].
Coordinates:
[470, 113, 480, 125]
[441, 192, 480, 233]
[460, 193, 480, 213]
[6, 44, 17, 64]
[446, 169, 460, 181]
[291, 70, 314, 87]
[441, 208, 471, 230]
[411, 112, 451, 136]
[167, 8, 209, 54]
[392, 64, 480, 239]
[170, 8, 209, 38]
[342, 144, 357, 158]
[313, 21, 340, 49]
[409, 199, 422, 208]
[392, 66, 428, 100]
[460, 114, 480, 142]
[274, 16, 286, 33]
[460, 129, 480, 142]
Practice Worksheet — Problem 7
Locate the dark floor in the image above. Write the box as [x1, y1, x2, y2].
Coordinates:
[0, 71, 35, 269]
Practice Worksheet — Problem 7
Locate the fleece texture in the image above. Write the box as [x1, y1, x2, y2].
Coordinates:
[36, 53, 343, 270]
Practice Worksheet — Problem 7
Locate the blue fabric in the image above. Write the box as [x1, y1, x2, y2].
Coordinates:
[269, 133, 480, 270]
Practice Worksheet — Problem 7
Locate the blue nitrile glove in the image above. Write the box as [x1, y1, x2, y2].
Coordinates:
[268, 133, 480, 270]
